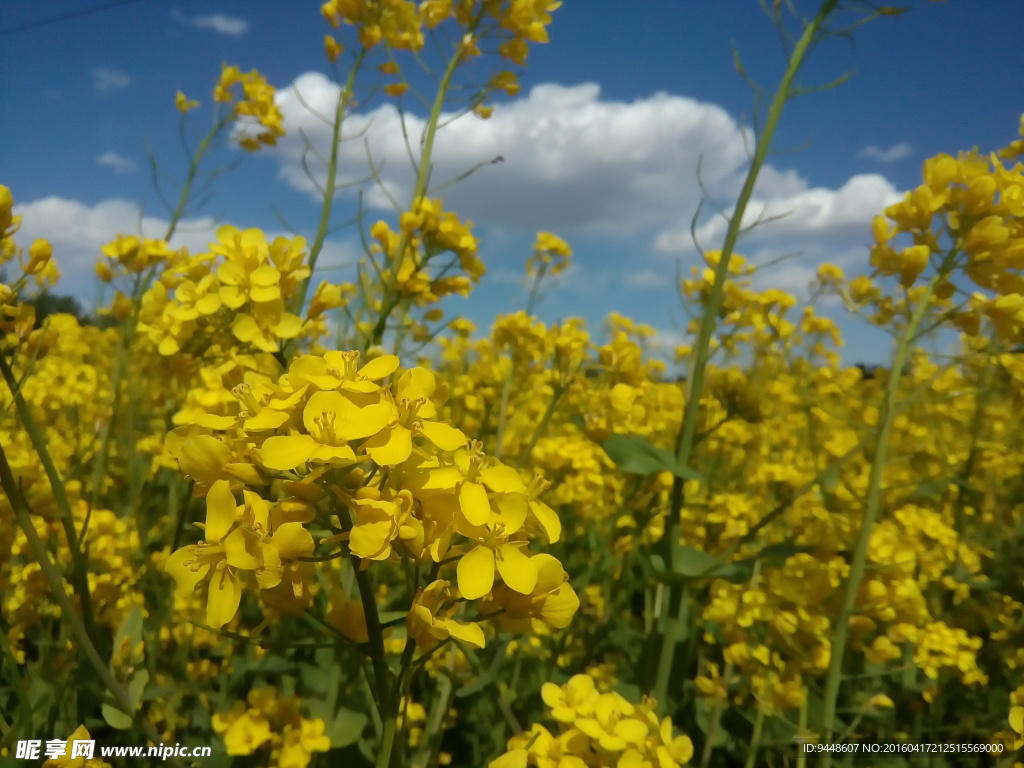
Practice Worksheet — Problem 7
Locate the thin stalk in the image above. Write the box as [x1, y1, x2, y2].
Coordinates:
[525, 263, 547, 316]
[819, 272, 947, 761]
[366, 34, 472, 349]
[376, 639, 418, 768]
[516, 379, 566, 468]
[652, 0, 840, 709]
[0, 444, 184, 768]
[0, 353, 98, 648]
[291, 50, 368, 319]
[88, 118, 226, 517]
[744, 706, 765, 768]
[493, 357, 515, 459]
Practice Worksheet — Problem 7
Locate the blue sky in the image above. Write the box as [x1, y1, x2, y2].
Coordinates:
[3, 0, 1023, 364]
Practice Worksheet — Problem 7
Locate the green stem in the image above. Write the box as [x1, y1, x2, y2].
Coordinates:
[525, 263, 547, 316]
[88, 119, 224, 516]
[651, 0, 839, 709]
[517, 379, 566, 468]
[819, 272, 946, 761]
[376, 639, 418, 768]
[493, 358, 515, 459]
[0, 353, 99, 649]
[366, 31, 473, 350]
[744, 707, 764, 768]
[291, 51, 367, 319]
[0, 444, 184, 768]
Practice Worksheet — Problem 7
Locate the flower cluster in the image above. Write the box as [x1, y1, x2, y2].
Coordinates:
[131, 225, 337, 357]
[164, 348, 578, 638]
[490, 673, 694, 768]
[212, 687, 331, 767]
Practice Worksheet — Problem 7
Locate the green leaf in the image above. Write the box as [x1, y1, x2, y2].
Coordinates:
[602, 434, 676, 475]
[128, 670, 149, 709]
[601, 434, 705, 481]
[102, 701, 133, 730]
[676, 546, 720, 576]
[820, 463, 840, 493]
[110, 605, 144, 671]
[329, 708, 369, 748]
[694, 698, 728, 747]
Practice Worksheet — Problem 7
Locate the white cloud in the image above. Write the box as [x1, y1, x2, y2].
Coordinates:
[171, 9, 249, 36]
[92, 67, 131, 94]
[858, 143, 912, 162]
[264, 76, 758, 235]
[11, 196, 357, 304]
[96, 152, 137, 175]
[658, 174, 902, 256]
[260, 74, 902, 279]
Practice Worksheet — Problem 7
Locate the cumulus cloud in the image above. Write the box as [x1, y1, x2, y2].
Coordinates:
[11, 196, 357, 304]
[92, 67, 131, 94]
[658, 174, 902, 256]
[265, 76, 757, 234]
[171, 9, 249, 36]
[261, 74, 901, 281]
[858, 142, 912, 162]
[96, 152, 137, 175]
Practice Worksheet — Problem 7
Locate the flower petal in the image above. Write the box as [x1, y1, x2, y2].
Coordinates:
[205, 479, 237, 543]
[261, 434, 318, 471]
[206, 567, 243, 628]
[496, 543, 538, 595]
[457, 546, 495, 600]
[459, 480, 492, 527]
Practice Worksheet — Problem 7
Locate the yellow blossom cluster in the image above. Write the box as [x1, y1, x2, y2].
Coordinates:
[491, 673, 694, 768]
[163, 348, 578, 639]
[212, 687, 331, 767]
[127, 225, 344, 357]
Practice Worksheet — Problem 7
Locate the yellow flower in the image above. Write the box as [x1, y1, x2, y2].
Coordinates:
[175, 90, 199, 112]
[324, 35, 343, 63]
[260, 389, 395, 471]
[164, 480, 262, 628]
[408, 580, 485, 649]
[541, 674, 598, 723]
[456, 523, 537, 600]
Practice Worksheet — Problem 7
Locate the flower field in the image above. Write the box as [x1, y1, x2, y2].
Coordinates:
[3, 2, 1024, 767]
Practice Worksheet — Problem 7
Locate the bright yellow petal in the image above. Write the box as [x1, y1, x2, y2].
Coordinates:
[459, 480, 492, 527]
[365, 425, 412, 466]
[358, 354, 400, 380]
[529, 498, 561, 543]
[244, 409, 289, 431]
[206, 567, 243, 628]
[261, 434, 318, 471]
[271, 312, 303, 338]
[174, 434, 231, 485]
[457, 546, 495, 600]
[164, 546, 208, 597]
[272, 522, 315, 560]
[479, 463, 526, 494]
[223, 527, 260, 570]
[397, 367, 437, 400]
[310, 443, 357, 465]
[205, 479, 237, 543]
[440, 617, 485, 648]
[492, 492, 528, 533]
[350, 519, 394, 560]
[496, 543, 538, 595]
[193, 414, 238, 430]
[488, 749, 528, 768]
[336, 401, 396, 441]
[419, 420, 466, 451]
